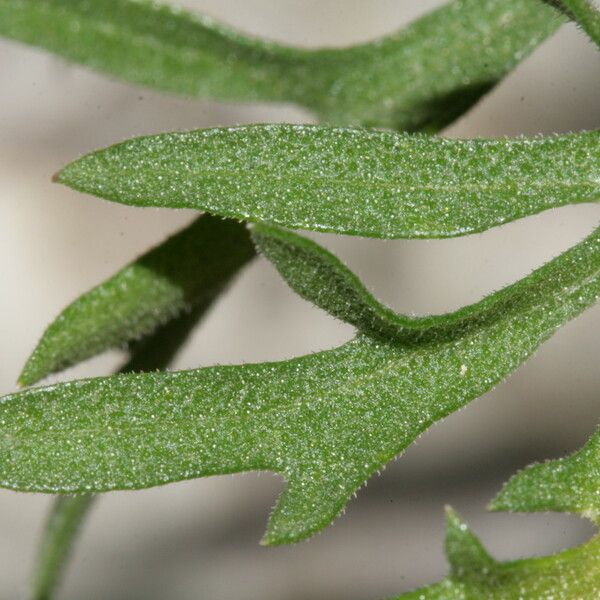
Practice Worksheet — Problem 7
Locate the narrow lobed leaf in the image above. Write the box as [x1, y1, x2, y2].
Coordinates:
[251, 223, 406, 339]
[19, 214, 255, 386]
[55, 125, 600, 239]
[1, 224, 599, 545]
[443, 507, 496, 580]
[0, 0, 564, 130]
[395, 509, 600, 599]
[251, 223, 528, 340]
[490, 426, 600, 524]
[396, 429, 600, 598]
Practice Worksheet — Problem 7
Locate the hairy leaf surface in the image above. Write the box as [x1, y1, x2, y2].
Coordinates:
[545, 0, 600, 47]
[56, 125, 600, 239]
[491, 427, 600, 523]
[1, 225, 599, 545]
[0, 0, 563, 130]
[19, 214, 254, 386]
[395, 508, 600, 599]
[396, 430, 600, 598]
[29, 264, 223, 600]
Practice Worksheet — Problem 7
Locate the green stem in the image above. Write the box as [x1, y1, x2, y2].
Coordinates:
[30, 495, 95, 600]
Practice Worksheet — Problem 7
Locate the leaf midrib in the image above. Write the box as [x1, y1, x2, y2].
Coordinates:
[155, 166, 598, 196]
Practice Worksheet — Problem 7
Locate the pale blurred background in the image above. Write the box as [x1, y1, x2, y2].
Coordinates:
[1, 1, 600, 598]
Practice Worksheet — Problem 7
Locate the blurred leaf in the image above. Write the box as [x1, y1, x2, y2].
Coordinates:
[31, 494, 94, 600]
[490, 426, 600, 523]
[1, 224, 599, 545]
[395, 508, 600, 599]
[56, 125, 600, 239]
[544, 0, 600, 47]
[0, 0, 563, 130]
[19, 214, 255, 386]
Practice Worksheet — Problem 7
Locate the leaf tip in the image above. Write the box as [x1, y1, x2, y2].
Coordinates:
[51, 162, 77, 187]
[17, 355, 43, 388]
[444, 504, 457, 518]
[259, 527, 290, 547]
[17, 369, 33, 389]
[487, 474, 524, 515]
[486, 497, 502, 513]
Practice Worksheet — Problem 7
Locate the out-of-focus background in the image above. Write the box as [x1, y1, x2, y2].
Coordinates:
[1, 1, 600, 598]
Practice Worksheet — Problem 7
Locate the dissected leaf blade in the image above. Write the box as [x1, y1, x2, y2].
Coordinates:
[0, 0, 563, 130]
[1, 224, 599, 545]
[55, 125, 600, 239]
[395, 509, 600, 599]
[490, 427, 600, 523]
[19, 214, 255, 386]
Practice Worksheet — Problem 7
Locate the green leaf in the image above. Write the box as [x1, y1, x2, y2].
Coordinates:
[395, 508, 600, 599]
[544, 0, 600, 47]
[0, 0, 563, 130]
[19, 214, 255, 386]
[395, 430, 600, 598]
[31, 494, 94, 600]
[443, 508, 496, 580]
[27, 326, 204, 600]
[23, 145, 252, 600]
[490, 427, 600, 524]
[55, 125, 600, 239]
[1, 224, 599, 545]
[251, 223, 506, 340]
[29, 272, 219, 600]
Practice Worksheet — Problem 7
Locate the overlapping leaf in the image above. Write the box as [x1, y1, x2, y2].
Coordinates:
[28, 305, 214, 600]
[55, 125, 600, 239]
[27, 217, 254, 600]
[1, 224, 599, 545]
[0, 0, 564, 130]
[3, 0, 595, 597]
[19, 214, 255, 386]
[395, 429, 600, 598]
